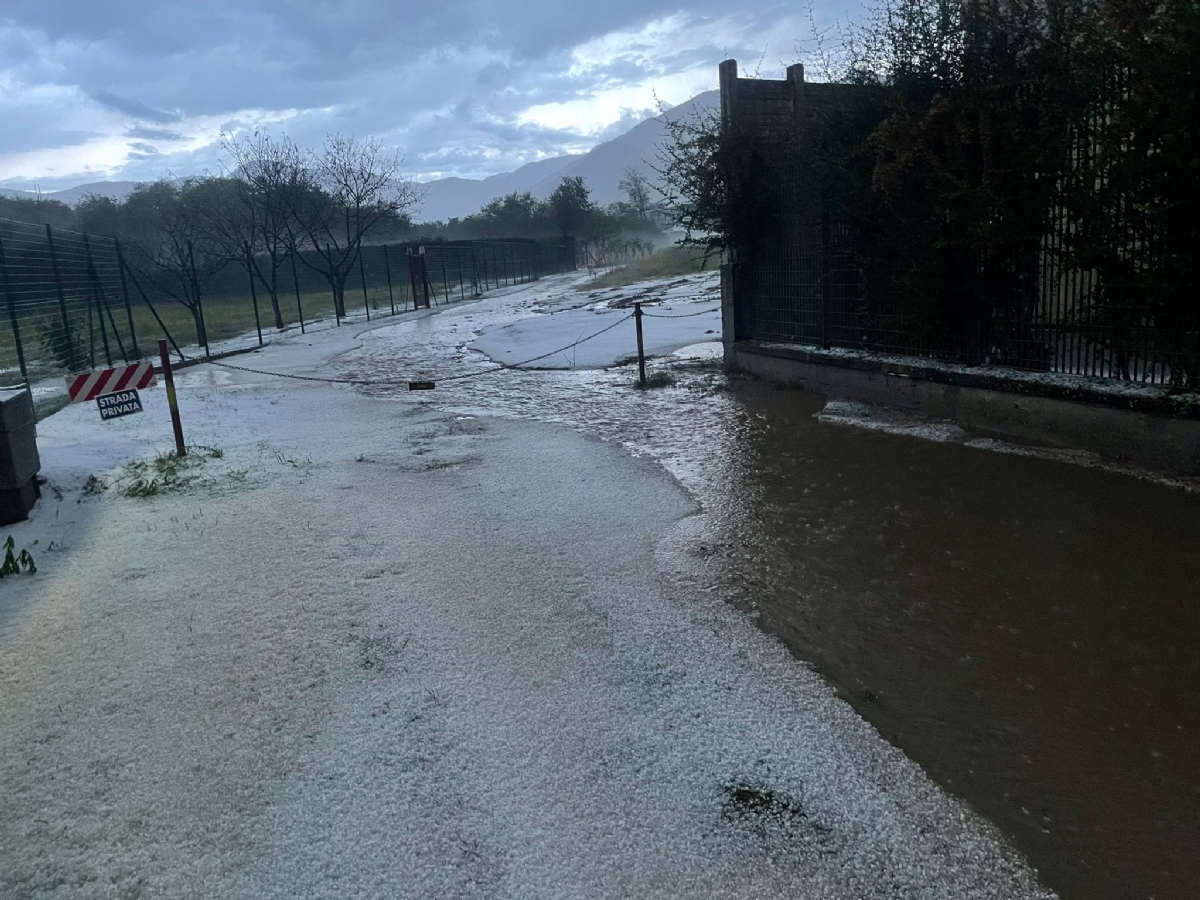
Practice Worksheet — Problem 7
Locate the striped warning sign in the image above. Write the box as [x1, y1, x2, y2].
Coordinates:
[65, 363, 157, 404]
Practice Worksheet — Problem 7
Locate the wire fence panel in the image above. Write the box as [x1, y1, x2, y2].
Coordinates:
[0, 220, 572, 407]
[732, 173, 1200, 383]
[0, 220, 144, 384]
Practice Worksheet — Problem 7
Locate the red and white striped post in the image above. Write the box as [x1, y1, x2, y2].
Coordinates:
[158, 340, 186, 457]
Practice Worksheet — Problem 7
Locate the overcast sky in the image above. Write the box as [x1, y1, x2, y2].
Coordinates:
[0, 1, 841, 192]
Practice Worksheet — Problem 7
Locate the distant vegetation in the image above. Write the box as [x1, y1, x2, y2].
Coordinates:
[2, 148, 667, 341]
[408, 167, 665, 265]
[584, 245, 719, 289]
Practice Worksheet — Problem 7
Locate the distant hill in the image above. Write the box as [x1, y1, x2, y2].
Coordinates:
[414, 90, 719, 222]
[0, 181, 140, 205]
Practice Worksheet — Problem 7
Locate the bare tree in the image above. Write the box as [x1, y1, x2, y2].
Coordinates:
[290, 134, 421, 317]
[121, 179, 226, 347]
[653, 102, 732, 261]
[618, 167, 652, 221]
[203, 131, 306, 329]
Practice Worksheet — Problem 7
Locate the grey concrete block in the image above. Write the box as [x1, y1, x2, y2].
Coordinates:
[0, 476, 39, 526]
[0, 388, 35, 434]
[0, 421, 40, 489]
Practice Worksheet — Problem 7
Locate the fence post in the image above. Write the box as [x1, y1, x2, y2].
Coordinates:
[114, 239, 141, 359]
[634, 302, 647, 388]
[327, 243, 341, 325]
[439, 250, 450, 304]
[289, 250, 306, 334]
[82, 235, 113, 367]
[457, 249, 465, 301]
[420, 248, 435, 307]
[186, 242, 210, 357]
[820, 208, 831, 350]
[383, 245, 396, 315]
[45, 225, 76, 369]
[471, 246, 481, 296]
[121, 257, 186, 361]
[358, 244, 371, 322]
[0, 233, 29, 386]
[246, 244, 264, 346]
[158, 340, 186, 457]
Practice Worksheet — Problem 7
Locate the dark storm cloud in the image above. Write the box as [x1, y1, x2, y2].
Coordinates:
[0, 0, 813, 185]
[89, 89, 181, 124]
[126, 126, 189, 142]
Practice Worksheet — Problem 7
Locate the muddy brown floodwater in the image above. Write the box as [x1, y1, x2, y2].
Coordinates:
[716, 381, 1200, 900]
[348, 292, 1200, 900]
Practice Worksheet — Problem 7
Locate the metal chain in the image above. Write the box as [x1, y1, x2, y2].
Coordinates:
[640, 307, 718, 319]
[208, 313, 635, 387]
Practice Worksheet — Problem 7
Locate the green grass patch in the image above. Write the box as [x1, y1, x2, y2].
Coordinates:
[0, 269, 474, 383]
[0, 285, 380, 380]
[0, 536, 36, 577]
[86, 445, 225, 499]
[584, 245, 722, 290]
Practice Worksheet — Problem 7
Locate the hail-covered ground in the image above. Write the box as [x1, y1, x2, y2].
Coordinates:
[0, 272, 1053, 899]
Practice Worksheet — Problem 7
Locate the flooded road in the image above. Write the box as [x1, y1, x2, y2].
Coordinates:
[718, 383, 1200, 900]
[344, 279, 1200, 900]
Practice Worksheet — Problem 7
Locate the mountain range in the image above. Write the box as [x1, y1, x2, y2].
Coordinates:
[416, 90, 717, 221]
[0, 90, 719, 223]
[0, 181, 141, 205]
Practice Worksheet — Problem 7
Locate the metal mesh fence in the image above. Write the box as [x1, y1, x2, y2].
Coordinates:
[0, 220, 567, 407]
[0, 220, 141, 385]
[731, 167, 1200, 385]
[725, 72, 1200, 387]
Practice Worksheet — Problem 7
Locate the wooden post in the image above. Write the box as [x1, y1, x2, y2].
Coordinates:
[634, 301, 647, 388]
[158, 340, 186, 457]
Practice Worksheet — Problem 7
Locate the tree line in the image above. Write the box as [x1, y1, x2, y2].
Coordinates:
[3, 133, 415, 343]
[409, 167, 663, 262]
[3, 145, 664, 345]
